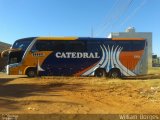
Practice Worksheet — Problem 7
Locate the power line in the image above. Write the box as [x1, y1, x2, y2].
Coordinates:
[95, 0, 122, 36]
[95, 0, 135, 37]
[103, 0, 134, 36]
[120, 0, 148, 26]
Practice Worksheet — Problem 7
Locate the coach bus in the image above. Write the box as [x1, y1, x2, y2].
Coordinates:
[1, 37, 147, 78]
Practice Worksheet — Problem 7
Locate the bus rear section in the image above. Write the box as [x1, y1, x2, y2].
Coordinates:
[102, 38, 147, 78]
[4, 37, 147, 78]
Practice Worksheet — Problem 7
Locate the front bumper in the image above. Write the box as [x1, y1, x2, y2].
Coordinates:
[6, 63, 22, 75]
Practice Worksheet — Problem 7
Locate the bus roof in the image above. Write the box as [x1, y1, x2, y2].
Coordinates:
[36, 37, 108, 41]
[16, 37, 145, 41]
[36, 37, 145, 41]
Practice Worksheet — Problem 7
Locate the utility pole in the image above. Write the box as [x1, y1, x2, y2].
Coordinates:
[91, 27, 94, 38]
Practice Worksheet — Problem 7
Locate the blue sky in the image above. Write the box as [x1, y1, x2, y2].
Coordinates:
[0, 0, 159, 56]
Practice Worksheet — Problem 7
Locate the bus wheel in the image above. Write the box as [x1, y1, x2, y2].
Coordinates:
[95, 69, 106, 77]
[26, 68, 37, 77]
[109, 69, 121, 78]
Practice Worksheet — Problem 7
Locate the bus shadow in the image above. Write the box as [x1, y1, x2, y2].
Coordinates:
[0, 82, 85, 112]
[0, 78, 16, 85]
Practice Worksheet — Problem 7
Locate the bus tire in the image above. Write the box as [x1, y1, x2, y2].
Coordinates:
[95, 69, 106, 77]
[26, 68, 37, 77]
[109, 69, 121, 78]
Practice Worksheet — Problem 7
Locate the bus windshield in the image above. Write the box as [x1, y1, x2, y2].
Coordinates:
[12, 38, 33, 51]
[9, 37, 35, 64]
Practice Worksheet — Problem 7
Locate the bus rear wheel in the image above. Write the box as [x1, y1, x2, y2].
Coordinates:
[26, 68, 37, 77]
[95, 69, 106, 77]
[109, 69, 121, 78]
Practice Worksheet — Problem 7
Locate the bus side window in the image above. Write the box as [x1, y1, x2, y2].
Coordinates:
[31, 40, 54, 51]
[31, 40, 67, 52]
[87, 41, 100, 52]
[67, 41, 86, 52]
[53, 41, 66, 51]
[31, 41, 51, 51]
[132, 41, 145, 51]
[119, 41, 131, 51]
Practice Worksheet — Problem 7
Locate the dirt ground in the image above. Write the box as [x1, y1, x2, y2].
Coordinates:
[0, 71, 160, 114]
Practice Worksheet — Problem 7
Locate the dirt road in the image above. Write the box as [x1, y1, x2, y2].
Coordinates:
[0, 73, 160, 114]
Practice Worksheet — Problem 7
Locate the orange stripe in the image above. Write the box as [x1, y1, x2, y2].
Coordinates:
[119, 50, 144, 70]
[36, 37, 78, 41]
[74, 62, 99, 76]
[112, 38, 145, 41]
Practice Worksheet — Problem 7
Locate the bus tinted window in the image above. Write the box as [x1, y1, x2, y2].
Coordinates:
[130, 41, 145, 51]
[34, 41, 66, 51]
[53, 41, 66, 51]
[119, 41, 132, 51]
[33, 40, 86, 52]
[67, 41, 86, 52]
[35, 41, 52, 51]
[87, 41, 100, 52]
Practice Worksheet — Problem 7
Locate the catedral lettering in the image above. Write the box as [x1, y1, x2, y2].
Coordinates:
[56, 52, 100, 58]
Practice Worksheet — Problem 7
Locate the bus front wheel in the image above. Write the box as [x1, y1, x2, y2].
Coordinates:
[26, 68, 37, 77]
